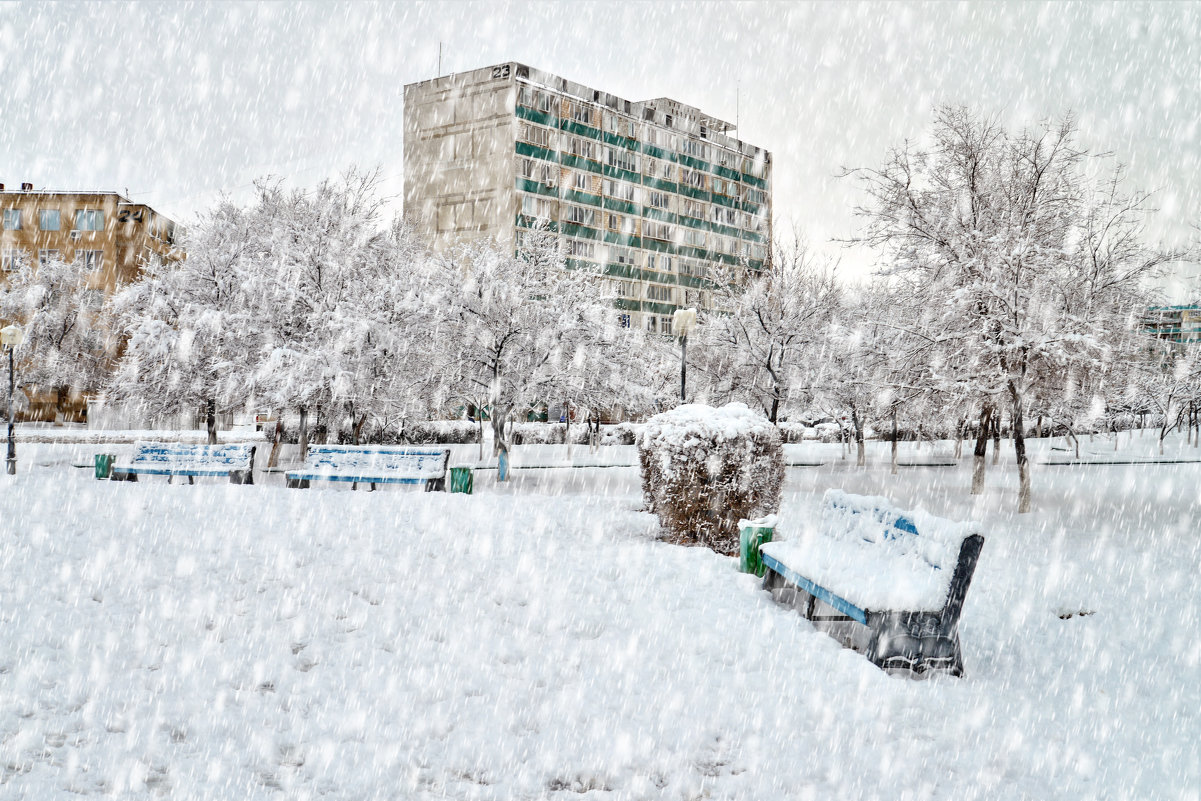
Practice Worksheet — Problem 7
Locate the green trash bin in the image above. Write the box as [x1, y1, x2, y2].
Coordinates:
[450, 466, 474, 495]
[739, 516, 776, 577]
[94, 453, 115, 480]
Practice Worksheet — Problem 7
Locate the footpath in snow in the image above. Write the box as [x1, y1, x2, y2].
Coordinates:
[0, 433, 1197, 799]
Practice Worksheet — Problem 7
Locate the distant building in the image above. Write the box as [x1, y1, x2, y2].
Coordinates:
[1142, 305, 1201, 346]
[0, 183, 183, 420]
[403, 63, 772, 332]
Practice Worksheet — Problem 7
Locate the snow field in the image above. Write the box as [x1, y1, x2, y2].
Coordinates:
[0, 436, 1198, 799]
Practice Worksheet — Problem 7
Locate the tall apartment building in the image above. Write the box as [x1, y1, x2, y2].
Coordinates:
[0, 183, 182, 420]
[1143, 305, 1201, 347]
[404, 63, 772, 332]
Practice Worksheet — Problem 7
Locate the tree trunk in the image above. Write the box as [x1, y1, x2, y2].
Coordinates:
[850, 405, 865, 467]
[477, 408, 485, 461]
[352, 413, 368, 445]
[768, 396, 779, 425]
[991, 412, 1001, 466]
[954, 418, 964, 461]
[298, 406, 309, 461]
[1036, 414, 1043, 439]
[563, 398, 570, 448]
[492, 404, 509, 458]
[1012, 391, 1031, 514]
[890, 407, 898, 475]
[267, 418, 283, 468]
[205, 398, 217, 445]
[972, 404, 992, 495]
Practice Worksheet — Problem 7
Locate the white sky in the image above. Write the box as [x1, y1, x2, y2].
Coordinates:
[2, 0, 1197, 294]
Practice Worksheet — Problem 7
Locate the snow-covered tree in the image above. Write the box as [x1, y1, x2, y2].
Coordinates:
[107, 199, 258, 442]
[242, 170, 429, 452]
[0, 250, 113, 411]
[849, 107, 1181, 512]
[698, 234, 839, 423]
[425, 223, 611, 460]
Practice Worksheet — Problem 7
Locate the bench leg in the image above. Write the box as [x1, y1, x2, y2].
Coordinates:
[188, 475, 194, 485]
[229, 470, 253, 485]
[285, 477, 310, 489]
[425, 477, 446, 492]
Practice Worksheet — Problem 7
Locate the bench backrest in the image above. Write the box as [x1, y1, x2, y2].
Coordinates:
[301, 445, 450, 479]
[130, 441, 256, 471]
[822, 489, 976, 573]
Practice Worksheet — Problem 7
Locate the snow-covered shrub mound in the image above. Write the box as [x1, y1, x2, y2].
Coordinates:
[638, 402, 784, 555]
[601, 422, 641, 446]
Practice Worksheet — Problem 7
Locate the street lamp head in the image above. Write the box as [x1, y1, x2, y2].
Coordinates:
[0, 325, 23, 348]
[672, 308, 698, 337]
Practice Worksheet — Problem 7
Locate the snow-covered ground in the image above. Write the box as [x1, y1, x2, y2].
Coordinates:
[1, 432, 1198, 799]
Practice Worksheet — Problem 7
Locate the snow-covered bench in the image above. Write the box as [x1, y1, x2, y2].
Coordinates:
[759, 490, 985, 677]
[111, 442, 256, 485]
[285, 446, 451, 491]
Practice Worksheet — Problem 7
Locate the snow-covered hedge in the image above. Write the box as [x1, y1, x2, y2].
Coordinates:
[510, 423, 592, 446]
[638, 403, 784, 555]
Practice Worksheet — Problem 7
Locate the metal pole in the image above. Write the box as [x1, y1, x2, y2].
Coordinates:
[680, 334, 687, 403]
[6, 346, 15, 476]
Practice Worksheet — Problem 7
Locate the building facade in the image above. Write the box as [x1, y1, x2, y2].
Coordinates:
[0, 183, 182, 419]
[1142, 305, 1201, 347]
[404, 63, 772, 332]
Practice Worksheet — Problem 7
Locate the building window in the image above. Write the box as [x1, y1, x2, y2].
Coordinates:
[568, 136, 598, 161]
[660, 316, 674, 335]
[648, 191, 670, 210]
[566, 239, 596, 259]
[572, 171, 590, 192]
[647, 284, 673, 302]
[683, 229, 706, 248]
[1, 247, 19, 271]
[618, 313, 632, 328]
[39, 209, 60, 231]
[647, 254, 674, 273]
[79, 249, 104, 272]
[681, 200, 704, 220]
[643, 221, 672, 241]
[604, 147, 638, 173]
[680, 138, 707, 160]
[518, 87, 554, 114]
[2, 209, 20, 230]
[519, 122, 554, 149]
[680, 169, 705, 190]
[646, 316, 657, 333]
[565, 205, 597, 227]
[602, 179, 638, 204]
[38, 248, 60, 266]
[614, 280, 635, 297]
[611, 248, 637, 266]
[570, 102, 592, 126]
[644, 158, 659, 178]
[521, 195, 552, 220]
[74, 209, 104, 231]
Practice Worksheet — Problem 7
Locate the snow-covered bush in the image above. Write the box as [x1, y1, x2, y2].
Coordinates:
[601, 422, 641, 446]
[638, 403, 784, 555]
[510, 422, 592, 445]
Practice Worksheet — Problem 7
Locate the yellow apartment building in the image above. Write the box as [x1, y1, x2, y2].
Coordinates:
[0, 182, 183, 420]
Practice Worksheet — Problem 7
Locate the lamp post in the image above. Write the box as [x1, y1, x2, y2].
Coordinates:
[672, 308, 698, 403]
[1, 324, 24, 476]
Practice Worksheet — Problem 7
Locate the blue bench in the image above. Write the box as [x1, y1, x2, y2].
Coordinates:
[285, 446, 451, 491]
[759, 490, 984, 678]
[111, 442, 256, 484]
